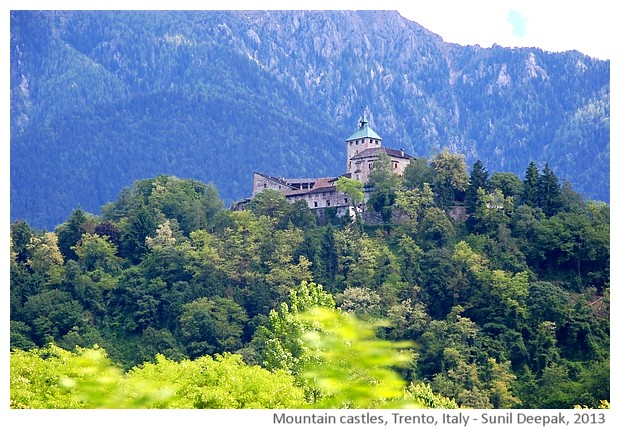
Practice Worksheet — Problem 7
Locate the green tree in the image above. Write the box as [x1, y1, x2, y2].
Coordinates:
[10, 220, 34, 264]
[10, 344, 166, 409]
[430, 148, 468, 209]
[120, 206, 157, 263]
[335, 176, 364, 225]
[488, 172, 523, 200]
[557, 180, 587, 214]
[299, 307, 416, 408]
[21, 290, 84, 345]
[318, 225, 339, 286]
[402, 157, 434, 190]
[26, 232, 65, 285]
[538, 163, 562, 217]
[56, 208, 88, 261]
[404, 383, 459, 409]
[521, 162, 539, 208]
[368, 152, 401, 226]
[73, 233, 121, 273]
[417, 207, 455, 249]
[128, 353, 306, 408]
[247, 188, 292, 224]
[145, 220, 177, 250]
[395, 183, 435, 234]
[11, 344, 304, 409]
[531, 321, 561, 375]
[252, 281, 335, 379]
[465, 159, 489, 214]
[179, 296, 248, 358]
[471, 188, 514, 234]
[336, 287, 382, 319]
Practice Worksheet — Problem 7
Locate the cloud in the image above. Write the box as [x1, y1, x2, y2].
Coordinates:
[396, 0, 612, 60]
[507, 10, 527, 38]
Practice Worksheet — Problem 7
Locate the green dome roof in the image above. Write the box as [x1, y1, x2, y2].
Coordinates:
[345, 115, 382, 141]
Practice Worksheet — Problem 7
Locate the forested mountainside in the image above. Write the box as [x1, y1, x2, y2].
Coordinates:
[10, 10, 609, 230]
[10, 149, 609, 408]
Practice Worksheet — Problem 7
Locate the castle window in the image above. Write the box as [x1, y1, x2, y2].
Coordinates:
[263, 184, 266, 189]
[326, 200, 331, 206]
[314, 201, 318, 208]
[344, 197, 348, 204]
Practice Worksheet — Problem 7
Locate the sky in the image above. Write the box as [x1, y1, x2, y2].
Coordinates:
[395, 0, 613, 61]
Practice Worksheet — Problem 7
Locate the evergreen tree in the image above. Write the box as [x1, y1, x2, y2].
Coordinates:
[120, 207, 157, 263]
[465, 159, 489, 214]
[521, 162, 539, 208]
[10, 220, 34, 264]
[538, 163, 562, 217]
[56, 208, 87, 261]
[319, 225, 339, 287]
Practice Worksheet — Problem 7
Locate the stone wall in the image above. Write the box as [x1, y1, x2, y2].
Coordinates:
[252, 173, 292, 196]
[286, 189, 350, 209]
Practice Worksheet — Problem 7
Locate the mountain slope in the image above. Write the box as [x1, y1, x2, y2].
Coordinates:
[10, 10, 610, 229]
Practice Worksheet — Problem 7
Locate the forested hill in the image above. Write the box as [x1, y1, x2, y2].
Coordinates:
[10, 10, 610, 230]
[10, 166, 610, 408]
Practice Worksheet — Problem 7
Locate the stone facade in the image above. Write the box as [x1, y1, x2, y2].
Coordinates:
[349, 147, 412, 184]
[249, 115, 414, 213]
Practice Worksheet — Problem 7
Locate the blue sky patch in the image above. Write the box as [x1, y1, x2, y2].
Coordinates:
[507, 10, 528, 37]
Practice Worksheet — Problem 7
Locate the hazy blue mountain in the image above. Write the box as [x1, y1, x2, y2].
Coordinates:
[10, 10, 610, 229]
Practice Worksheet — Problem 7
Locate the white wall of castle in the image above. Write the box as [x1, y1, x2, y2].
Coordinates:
[285, 189, 351, 210]
[351, 155, 410, 184]
[346, 137, 382, 175]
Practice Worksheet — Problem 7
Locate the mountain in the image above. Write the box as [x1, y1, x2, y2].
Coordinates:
[10, 10, 610, 230]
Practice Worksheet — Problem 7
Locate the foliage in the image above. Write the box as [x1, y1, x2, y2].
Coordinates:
[252, 281, 335, 378]
[298, 307, 418, 408]
[127, 353, 305, 408]
[405, 383, 459, 409]
[465, 159, 489, 214]
[179, 297, 248, 358]
[368, 153, 401, 225]
[10, 344, 171, 408]
[10, 344, 304, 409]
[335, 176, 364, 225]
[9, 162, 609, 409]
[402, 157, 433, 190]
[430, 148, 468, 209]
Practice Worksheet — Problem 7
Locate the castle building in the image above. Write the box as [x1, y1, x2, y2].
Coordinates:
[345, 115, 412, 183]
[248, 115, 413, 213]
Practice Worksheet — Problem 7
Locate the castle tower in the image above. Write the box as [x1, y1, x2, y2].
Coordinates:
[345, 114, 382, 176]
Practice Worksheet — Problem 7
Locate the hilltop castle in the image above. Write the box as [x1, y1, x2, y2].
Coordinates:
[248, 115, 413, 213]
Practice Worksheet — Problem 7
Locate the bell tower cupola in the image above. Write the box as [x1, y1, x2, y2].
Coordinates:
[345, 114, 382, 175]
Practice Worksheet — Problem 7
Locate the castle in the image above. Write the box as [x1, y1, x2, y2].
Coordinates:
[247, 115, 413, 213]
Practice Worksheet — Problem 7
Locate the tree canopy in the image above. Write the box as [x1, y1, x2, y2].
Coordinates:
[10, 163, 609, 410]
